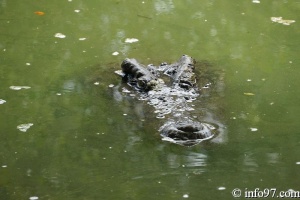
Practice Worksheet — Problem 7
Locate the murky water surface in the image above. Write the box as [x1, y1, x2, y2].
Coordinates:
[1, 0, 300, 199]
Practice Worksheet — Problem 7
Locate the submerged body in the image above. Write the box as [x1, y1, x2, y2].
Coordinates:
[117, 55, 216, 146]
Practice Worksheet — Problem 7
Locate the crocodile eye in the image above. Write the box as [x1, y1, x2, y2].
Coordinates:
[136, 72, 143, 78]
[137, 79, 146, 89]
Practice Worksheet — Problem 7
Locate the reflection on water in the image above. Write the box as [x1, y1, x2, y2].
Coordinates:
[0, 0, 6, 8]
[154, 0, 174, 14]
[184, 152, 208, 168]
[62, 79, 76, 92]
[243, 151, 282, 172]
[167, 151, 207, 168]
[243, 152, 258, 171]
[266, 152, 279, 164]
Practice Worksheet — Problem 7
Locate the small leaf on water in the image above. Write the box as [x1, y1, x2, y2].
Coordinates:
[9, 86, 31, 90]
[54, 33, 66, 38]
[271, 17, 295, 25]
[125, 38, 139, 43]
[0, 99, 6, 104]
[244, 92, 255, 96]
[17, 123, 33, 132]
[250, 127, 258, 132]
[34, 11, 45, 16]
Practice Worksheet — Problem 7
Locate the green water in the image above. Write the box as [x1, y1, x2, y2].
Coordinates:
[1, 0, 300, 199]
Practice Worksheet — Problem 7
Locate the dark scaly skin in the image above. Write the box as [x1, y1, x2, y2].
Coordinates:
[164, 55, 196, 89]
[117, 55, 215, 146]
[121, 58, 158, 91]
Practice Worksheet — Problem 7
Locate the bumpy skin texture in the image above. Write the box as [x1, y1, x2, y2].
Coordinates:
[121, 58, 158, 91]
[164, 55, 196, 89]
[159, 119, 215, 146]
[119, 55, 215, 146]
[121, 55, 197, 91]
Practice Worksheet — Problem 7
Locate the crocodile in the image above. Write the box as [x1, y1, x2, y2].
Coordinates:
[115, 55, 217, 146]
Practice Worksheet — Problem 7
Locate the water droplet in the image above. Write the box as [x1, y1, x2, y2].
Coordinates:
[122, 88, 131, 93]
[218, 186, 226, 190]
[183, 194, 189, 198]
[29, 197, 38, 200]
[250, 128, 258, 132]
[112, 51, 119, 56]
